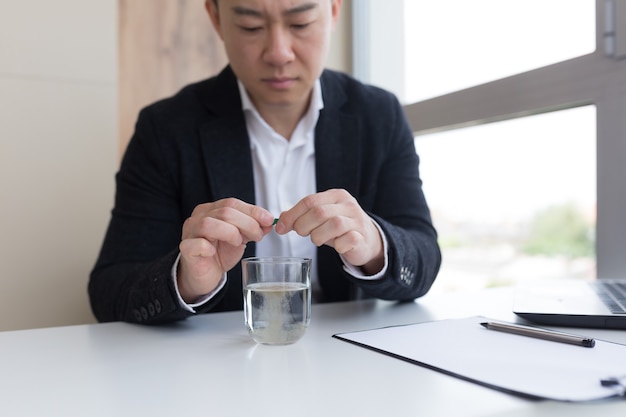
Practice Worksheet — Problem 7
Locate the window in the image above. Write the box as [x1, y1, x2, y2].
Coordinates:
[417, 106, 596, 292]
[354, 0, 626, 291]
[403, 1, 595, 102]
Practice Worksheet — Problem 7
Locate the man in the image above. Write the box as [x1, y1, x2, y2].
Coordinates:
[89, 0, 441, 324]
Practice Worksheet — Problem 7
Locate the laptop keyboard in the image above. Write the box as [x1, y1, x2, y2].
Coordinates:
[591, 280, 626, 314]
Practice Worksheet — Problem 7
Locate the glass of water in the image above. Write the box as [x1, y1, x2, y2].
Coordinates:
[241, 257, 311, 345]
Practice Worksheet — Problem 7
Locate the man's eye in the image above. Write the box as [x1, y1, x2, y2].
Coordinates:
[292, 23, 311, 30]
[240, 26, 262, 33]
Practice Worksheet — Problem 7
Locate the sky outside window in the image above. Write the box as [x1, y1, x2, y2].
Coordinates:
[404, 0, 596, 102]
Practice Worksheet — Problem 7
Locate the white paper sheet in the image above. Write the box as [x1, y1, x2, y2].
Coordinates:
[333, 316, 626, 402]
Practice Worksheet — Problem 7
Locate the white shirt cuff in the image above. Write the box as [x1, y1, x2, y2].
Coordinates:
[171, 252, 228, 313]
[340, 219, 389, 280]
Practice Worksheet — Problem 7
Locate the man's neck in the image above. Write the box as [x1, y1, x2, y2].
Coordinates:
[256, 101, 310, 140]
[238, 79, 324, 141]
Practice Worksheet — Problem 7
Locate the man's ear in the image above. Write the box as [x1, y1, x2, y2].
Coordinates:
[205, 0, 223, 39]
[330, 0, 343, 29]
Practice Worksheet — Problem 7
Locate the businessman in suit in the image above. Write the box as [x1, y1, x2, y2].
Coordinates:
[89, 0, 441, 324]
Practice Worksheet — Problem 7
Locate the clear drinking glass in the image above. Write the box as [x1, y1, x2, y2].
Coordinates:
[241, 257, 312, 345]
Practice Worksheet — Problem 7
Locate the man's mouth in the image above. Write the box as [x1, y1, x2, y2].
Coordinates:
[263, 77, 296, 90]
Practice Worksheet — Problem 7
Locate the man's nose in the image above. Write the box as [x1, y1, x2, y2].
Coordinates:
[263, 27, 295, 66]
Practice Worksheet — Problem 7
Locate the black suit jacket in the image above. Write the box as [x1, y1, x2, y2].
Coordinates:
[89, 66, 441, 324]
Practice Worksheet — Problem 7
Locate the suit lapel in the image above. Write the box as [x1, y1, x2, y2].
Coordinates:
[315, 73, 360, 195]
[197, 67, 256, 205]
[199, 120, 255, 204]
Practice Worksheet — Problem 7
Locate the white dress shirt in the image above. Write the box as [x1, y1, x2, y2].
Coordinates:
[242, 79, 322, 299]
[173, 79, 388, 312]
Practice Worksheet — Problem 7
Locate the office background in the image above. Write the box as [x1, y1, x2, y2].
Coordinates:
[0, 0, 352, 331]
[2, 1, 626, 332]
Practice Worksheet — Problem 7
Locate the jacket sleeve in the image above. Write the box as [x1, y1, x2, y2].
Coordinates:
[345, 90, 441, 301]
[88, 106, 223, 324]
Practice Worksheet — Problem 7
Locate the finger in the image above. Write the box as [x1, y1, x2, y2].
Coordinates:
[306, 213, 351, 246]
[215, 198, 275, 227]
[191, 199, 275, 228]
[281, 190, 364, 240]
[276, 190, 344, 234]
[185, 206, 273, 244]
[184, 216, 245, 247]
[179, 237, 217, 258]
[330, 230, 363, 255]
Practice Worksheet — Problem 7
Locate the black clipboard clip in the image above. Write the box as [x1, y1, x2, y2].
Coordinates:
[600, 375, 626, 397]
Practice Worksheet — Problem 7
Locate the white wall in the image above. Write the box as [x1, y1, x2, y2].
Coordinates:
[0, 1, 117, 330]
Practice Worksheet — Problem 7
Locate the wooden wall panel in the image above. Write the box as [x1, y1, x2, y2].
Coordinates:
[118, 0, 228, 156]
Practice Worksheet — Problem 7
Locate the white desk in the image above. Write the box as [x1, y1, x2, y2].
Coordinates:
[1, 287, 625, 417]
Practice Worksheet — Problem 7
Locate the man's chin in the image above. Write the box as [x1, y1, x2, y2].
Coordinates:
[249, 86, 312, 112]
[261, 96, 304, 109]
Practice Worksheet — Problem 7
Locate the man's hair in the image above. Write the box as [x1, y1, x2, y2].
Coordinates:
[213, 0, 332, 7]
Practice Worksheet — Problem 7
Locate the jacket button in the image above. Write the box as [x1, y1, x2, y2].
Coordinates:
[400, 266, 413, 285]
[148, 302, 155, 316]
[133, 309, 142, 321]
[154, 299, 162, 313]
[140, 307, 148, 319]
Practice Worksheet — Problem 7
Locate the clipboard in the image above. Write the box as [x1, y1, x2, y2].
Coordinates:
[333, 316, 626, 402]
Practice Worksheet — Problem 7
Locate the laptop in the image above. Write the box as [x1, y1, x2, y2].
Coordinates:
[512, 278, 626, 329]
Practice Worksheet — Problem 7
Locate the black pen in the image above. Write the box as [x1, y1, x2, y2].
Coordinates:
[480, 321, 595, 348]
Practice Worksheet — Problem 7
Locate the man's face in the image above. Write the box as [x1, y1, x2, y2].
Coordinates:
[207, 0, 341, 115]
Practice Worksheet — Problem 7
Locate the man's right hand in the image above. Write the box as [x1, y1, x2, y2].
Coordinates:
[177, 198, 275, 303]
